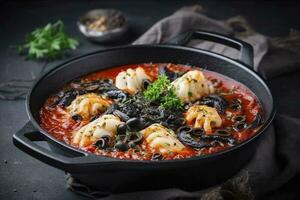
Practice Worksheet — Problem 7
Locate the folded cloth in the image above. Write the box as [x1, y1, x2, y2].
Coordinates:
[248, 114, 300, 198]
[258, 45, 300, 79]
[133, 5, 268, 70]
[67, 5, 300, 200]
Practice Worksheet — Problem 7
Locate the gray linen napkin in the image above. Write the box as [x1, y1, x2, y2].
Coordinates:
[67, 5, 300, 200]
[133, 5, 268, 70]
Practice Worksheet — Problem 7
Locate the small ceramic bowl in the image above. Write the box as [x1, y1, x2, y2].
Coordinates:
[77, 9, 128, 42]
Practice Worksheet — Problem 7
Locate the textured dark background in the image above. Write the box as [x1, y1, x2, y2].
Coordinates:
[0, 0, 299, 199]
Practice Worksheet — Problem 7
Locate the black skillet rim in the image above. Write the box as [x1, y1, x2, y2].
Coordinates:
[26, 44, 276, 165]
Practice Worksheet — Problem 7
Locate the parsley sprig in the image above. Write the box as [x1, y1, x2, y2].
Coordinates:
[144, 75, 183, 110]
[18, 20, 79, 60]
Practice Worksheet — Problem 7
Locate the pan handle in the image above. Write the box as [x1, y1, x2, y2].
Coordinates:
[13, 121, 116, 173]
[166, 30, 254, 67]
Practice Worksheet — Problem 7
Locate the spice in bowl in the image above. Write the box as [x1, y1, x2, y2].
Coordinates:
[85, 12, 125, 32]
[78, 9, 128, 42]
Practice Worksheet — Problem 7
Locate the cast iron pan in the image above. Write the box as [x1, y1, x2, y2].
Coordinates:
[13, 30, 275, 192]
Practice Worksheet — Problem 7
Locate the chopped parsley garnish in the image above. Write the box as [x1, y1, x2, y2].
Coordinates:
[144, 75, 183, 110]
[161, 87, 183, 110]
[144, 75, 169, 101]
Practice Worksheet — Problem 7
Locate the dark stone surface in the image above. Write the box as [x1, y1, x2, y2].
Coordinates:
[0, 0, 299, 199]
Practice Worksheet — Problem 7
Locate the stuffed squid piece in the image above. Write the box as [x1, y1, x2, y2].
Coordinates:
[141, 123, 185, 155]
[185, 105, 222, 133]
[67, 93, 111, 120]
[73, 114, 124, 148]
[171, 70, 214, 102]
[115, 67, 151, 94]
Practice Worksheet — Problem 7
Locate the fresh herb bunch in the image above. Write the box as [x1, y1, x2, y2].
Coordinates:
[144, 75, 183, 110]
[18, 20, 79, 60]
[144, 75, 169, 101]
[161, 87, 183, 110]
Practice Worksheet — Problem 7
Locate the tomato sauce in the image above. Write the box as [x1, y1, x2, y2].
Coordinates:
[40, 63, 262, 160]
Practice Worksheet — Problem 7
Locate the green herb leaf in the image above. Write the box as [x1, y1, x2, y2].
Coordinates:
[144, 75, 170, 101]
[161, 87, 183, 110]
[18, 20, 79, 60]
[144, 75, 183, 110]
